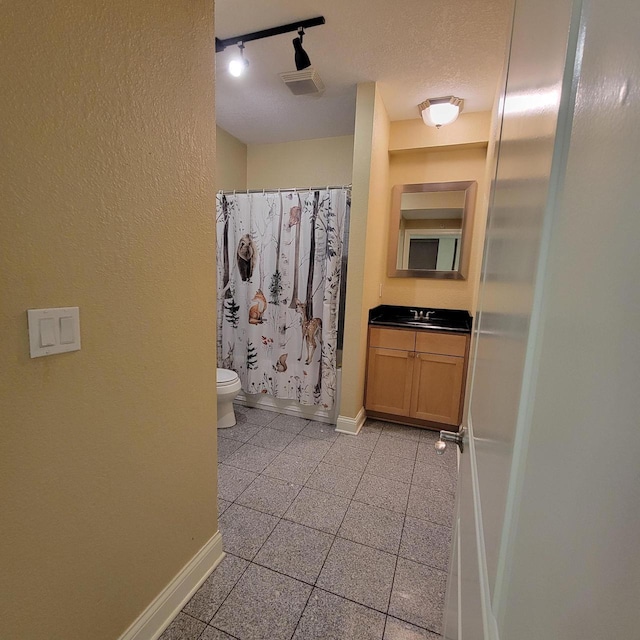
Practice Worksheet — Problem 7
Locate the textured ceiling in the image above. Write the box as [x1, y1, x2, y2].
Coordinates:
[215, 0, 512, 144]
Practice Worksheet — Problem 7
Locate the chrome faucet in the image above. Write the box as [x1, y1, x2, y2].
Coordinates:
[410, 309, 436, 320]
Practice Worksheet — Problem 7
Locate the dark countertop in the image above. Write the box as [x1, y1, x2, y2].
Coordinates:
[368, 304, 473, 334]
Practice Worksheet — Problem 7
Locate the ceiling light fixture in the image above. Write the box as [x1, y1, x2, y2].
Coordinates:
[228, 42, 248, 78]
[419, 96, 464, 128]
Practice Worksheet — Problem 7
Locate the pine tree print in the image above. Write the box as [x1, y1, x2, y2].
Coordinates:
[288, 195, 302, 310]
[269, 196, 285, 305]
[305, 190, 321, 318]
[268, 270, 283, 305]
[247, 342, 258, 370]
[221, 195, 232, 300]
[224, 298, 240, 328]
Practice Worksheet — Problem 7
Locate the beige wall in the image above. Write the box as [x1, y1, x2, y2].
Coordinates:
[339, 106, 490, 419]
[403, 219, 463, 230]
[340, 83, 390, 419]
[0, 3, 218, 639]
[389, 111, 492, 152]
[216, 126, 247, 191]
[386, 144, 489, 312]
[247, 135, 354, 189]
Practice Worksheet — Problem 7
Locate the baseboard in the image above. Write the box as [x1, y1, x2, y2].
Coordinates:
[335, 407, 367, 435]
[118, 531, 224, 640]
[235, 392, 337, 425]
[364, 409, 445, 432]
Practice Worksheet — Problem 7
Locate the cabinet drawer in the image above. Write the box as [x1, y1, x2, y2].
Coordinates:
[415, 331, 467, 357]
[369, 327, 415, 351]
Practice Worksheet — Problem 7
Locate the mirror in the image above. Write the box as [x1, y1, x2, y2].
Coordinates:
[388, 181, 477, 280]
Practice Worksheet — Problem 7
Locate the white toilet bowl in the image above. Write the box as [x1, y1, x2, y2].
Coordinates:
[217, 368, 242, 429]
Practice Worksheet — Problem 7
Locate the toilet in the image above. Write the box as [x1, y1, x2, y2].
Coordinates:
[216, 368, 242, 428]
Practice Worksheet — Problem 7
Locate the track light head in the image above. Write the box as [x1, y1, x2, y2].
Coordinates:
[228, 42, 249, 77]
[293, 33, 311, 71]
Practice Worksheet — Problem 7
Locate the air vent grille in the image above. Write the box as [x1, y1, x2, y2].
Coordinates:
[279, 68, 325, 96]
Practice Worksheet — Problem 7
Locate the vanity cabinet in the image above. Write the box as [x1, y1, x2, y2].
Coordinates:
[365, 329, 415, 416]
[365, 326, 469, 428]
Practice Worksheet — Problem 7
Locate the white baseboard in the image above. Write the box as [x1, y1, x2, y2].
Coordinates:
[235, 393, 337, 425]
[118, 531, 224, 640]
[335, 407, 367, 435]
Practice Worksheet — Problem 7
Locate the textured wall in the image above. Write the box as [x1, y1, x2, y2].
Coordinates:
[340, 84, 390, 419]
[339, 103, 490, 419]
[386, 145, 489, 313]
[247, 135, 354, 189]
[388, 111, 492, 152]
[217, 126, 248, 191]
[0, 2, 218, 639]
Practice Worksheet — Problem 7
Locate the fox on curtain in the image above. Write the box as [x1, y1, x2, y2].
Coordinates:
[216, 188, 348, 409]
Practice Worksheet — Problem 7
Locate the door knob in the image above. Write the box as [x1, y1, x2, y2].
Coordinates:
[435, 427, 466, 454]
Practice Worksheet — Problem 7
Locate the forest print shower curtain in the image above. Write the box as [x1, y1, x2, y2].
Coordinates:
[216, 188, 349, 408]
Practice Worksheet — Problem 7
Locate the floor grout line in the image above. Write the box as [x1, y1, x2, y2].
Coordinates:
[382, 428, 420, 637]
[223, 497, 449, 573]
[285, 443, 374, 640]
[210, 409, 456, 640]
[221, 475, 454, 542]
[236, 434, 328, 640]
[220, 446, 455, 560]
[180, 609, 211, 640]
[201, 553, 441, 638]
[208, 624, 242, 640]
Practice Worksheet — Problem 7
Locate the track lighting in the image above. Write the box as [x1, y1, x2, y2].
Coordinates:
[419, 96, 464, 128]
[217, 17, 325, 93]
[216, 16, 325, 53]
[293, 28, 311, 71]
[228, 42, 248, 78]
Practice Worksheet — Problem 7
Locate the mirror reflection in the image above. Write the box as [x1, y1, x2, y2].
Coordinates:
[398, 190, 465, 271]
[388, 181, 477, 280]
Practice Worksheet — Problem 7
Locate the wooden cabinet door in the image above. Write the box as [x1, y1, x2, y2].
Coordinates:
[365, 347, 414, 417]
[410, 352, 465, 425]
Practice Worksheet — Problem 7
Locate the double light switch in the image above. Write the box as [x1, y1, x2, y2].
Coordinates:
[27, 307, 81, 358]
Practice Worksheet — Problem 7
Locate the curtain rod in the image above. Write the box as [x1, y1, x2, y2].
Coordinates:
[218, 185, 351, 195]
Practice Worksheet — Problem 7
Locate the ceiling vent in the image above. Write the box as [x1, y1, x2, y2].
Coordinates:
[279, 68, 325, 96]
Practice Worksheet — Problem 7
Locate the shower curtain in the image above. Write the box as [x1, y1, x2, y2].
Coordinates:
[216, 188, 349, 409]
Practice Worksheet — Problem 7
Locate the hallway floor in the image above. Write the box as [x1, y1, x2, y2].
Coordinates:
[162, 405, 457, 640]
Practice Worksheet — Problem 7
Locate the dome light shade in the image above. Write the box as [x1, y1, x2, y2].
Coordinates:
[419, 96, 464, 128]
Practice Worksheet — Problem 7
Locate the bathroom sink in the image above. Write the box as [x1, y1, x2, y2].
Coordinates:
[368, 304, 472, 333]
[403, 319, 453, 328]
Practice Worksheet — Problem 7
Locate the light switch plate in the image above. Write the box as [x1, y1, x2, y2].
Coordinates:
[27, 307, 81, 358]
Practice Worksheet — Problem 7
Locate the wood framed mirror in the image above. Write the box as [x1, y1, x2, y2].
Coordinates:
[387, 180, 477, 280]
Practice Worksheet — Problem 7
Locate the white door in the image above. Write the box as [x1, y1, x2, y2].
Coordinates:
[443, 0, 640, 637]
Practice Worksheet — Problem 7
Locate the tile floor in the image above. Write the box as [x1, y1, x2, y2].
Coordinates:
[161, 405, 458, 640]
